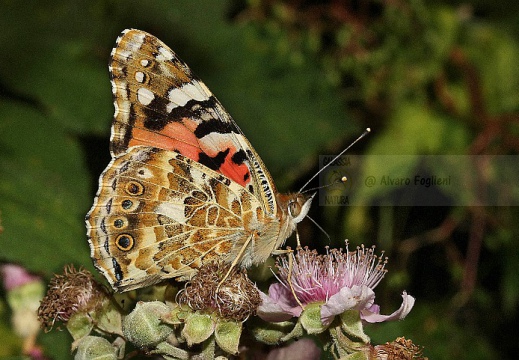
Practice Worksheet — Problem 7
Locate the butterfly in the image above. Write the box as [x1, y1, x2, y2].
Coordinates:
[85, 29, 314, 292]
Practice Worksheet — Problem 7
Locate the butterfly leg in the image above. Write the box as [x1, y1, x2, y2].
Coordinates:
[295, 228, 302, 248]
[217, 233, 254, 289]
[272, 247, 305, 310]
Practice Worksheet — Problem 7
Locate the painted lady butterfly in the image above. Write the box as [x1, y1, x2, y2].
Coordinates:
[86, 29, 314, 292]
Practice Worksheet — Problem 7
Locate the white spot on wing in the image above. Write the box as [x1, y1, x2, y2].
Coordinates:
[183, 81, 211, 99]
[128, 32, 145, 52]
[156, 203, 187, 224]
[166, 81, 210, 113]
[140, 59, 149, 67]
[116, 49, 132, 60]
[135, 71, 145, 83]
[190, 169, 206, 185]
[157, 46, 173, 61]
[198, 132, 237, 153]
[137, 88, 155, 106]
[133, 150, 152, 162]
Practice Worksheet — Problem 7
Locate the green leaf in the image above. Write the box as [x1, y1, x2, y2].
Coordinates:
[38, 329, 73, 360]
[0, 101, 91, 273]
[339, 310, 370, 344]
[0, 1, 112, 134]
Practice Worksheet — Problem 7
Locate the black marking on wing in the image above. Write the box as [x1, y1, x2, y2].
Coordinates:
[198, 148, 230, 171]
[168, 97, 218, 124]
[217, 175, 232, 186]
[103, 239, 110, 255]
[246, 149, 275, 211]
[141, 96, 175, 130]
[106, 198, 113, 214]
[194, 118, 237, 139]
[100, 218, 107, 234]
[110, 71, 135, 154]
[113, 258, 124, 281]
[120, 160, 130, 174]
[231, 149, 247, 165]
[195, 119, 238, 139]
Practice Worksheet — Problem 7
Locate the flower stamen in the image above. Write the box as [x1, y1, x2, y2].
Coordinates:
[275, 243, 388, 305]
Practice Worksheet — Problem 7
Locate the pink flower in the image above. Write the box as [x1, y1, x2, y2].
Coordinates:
[0, 264, 41, 291]
[258, 244, 415, 325]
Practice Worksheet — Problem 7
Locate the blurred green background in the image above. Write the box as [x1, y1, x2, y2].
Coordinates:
[1, 0, 518, 358]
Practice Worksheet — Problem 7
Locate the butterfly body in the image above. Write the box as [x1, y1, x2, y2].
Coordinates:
[86, 29, 313, 292]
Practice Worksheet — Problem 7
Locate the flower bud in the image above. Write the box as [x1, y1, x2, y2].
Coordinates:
[250, 319, 298, 345]
[181, 313, 215, 346]
[371, 337, 428, 359]
[74, 336, 117, 360]
[37, 265, 108, 333]
[122, 301, 173, 348]
[214, 320, 242, 355]
[177, 262, 260, 321]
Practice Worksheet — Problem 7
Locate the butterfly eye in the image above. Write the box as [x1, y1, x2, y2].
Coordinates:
[125, 181, 144, 196]
[115, 234, 134, 251]
[288, 201, 301, 218]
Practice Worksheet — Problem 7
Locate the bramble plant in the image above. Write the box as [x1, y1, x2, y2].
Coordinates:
[30, 243, 424, 359]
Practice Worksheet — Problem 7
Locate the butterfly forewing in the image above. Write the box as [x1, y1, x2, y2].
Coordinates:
[109, 29, 277, 215]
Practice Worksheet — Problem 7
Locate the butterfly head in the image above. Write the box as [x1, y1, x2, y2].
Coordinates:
[286, 192, 315, 224]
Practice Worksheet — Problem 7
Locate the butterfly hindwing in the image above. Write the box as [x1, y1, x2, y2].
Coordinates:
[87, 146, 268, 291]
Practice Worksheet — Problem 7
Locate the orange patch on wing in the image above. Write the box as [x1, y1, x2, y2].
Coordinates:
[219, 149, 250, 188]
[128, 120, 201, 161]
[128, 118, 252, 188]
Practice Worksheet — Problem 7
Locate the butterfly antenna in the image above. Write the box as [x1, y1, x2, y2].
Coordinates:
[299, 128, 371, 193]
[302, 175, 347, 194]
[306, 215, 331, 242]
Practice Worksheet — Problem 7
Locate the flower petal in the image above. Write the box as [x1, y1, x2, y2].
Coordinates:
[360, 291, 415, 323]
[257, 291, 293, 322]
[257, 284, 302, 322]
[321, 285, 375, 325]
